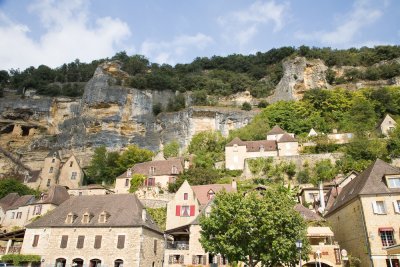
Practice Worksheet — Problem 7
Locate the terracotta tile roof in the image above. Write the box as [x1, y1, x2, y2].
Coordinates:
[226, 138, 277, 152]
[37, 185, 70, 206]
[117, 158, 183, 178]
[27, 194, 162, 233]
[277, 133, 297, 143]
[7, 195, 35, 210]
[267, 125, 286, 135]
[326, 159, 400, 216]
[0, 193, 20, 211]
[191, 184, 235, 206]
[226, 137, 246, 147]
[294, 204, 324, 221]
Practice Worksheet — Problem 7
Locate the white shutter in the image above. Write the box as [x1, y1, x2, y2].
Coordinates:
[372, 201, 378, 214]
[393, 201, 400, 213]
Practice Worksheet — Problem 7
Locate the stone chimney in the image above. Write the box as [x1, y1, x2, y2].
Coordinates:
[231, 179, 237, 191]
[319, 182, 326, 211]
[142, 209, 147, 222]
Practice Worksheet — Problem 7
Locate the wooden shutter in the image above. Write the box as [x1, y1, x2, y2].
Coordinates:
[153, 239, 157, 254]
[60, 235, 68, 248]
[32, 235, 39, 247]
[394, 201, 400, 213]
[372, 201, 378, 214]
[175, 205, 181, 216]
[77, 235, 85, 249]
[117, 235, 125, 249]
[94, 235, 102, 249]
[190, 205, 195, 216]
[202, 255, 207, 265]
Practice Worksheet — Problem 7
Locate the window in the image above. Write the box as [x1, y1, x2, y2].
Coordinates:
[153, 239, 157, 254]
[51, 158, 55, 163]
[69, 161, 73, 167]
[76, 235, 85, 249]
[386, 259, 400, 267]
[184, 193, 188, 200]
[259, 145, 264, 152]
[11, 212, 15, 219]
[168, 255, 184, 264]
[192, 255, 206, 265]
[395, 200, 400, 214]
[71, 172, 77, 180]
[127, 168, 132, 177]
[98, 211, 109, 223]
[33, 205, 42, 215]
[32, 235, 39, 247]
[60, 235, 68, 248]
[388, 178, 400, 188]
[94, 235, 102, 249]
[181, 205, 190, 217]
[117, 235, 125, 249]
[46, 179, 51, 187]
[146, 177, 155, 186]
[114, 259, 124, 267]
[149, 166, 156, 175]
[172, 165, 178, 174]
[82, 213, 91, 224]
[66, 212, 76, 224]
[233, 144, 238, 152]
[16, 212, 22, 219]
[380, 230, 395, 247]
[125, 178, 130, 187]
[372, 201, 387, 214]
[207, 190, 215, 200]
[49, 167, 53, 173]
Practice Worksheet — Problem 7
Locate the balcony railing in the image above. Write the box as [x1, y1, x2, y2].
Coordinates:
[0, 246, 21, 255]
[166, 241, 189, 250]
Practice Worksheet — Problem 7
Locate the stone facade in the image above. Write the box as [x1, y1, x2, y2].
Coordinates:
[379, 114, 397, 136]
[57, 155, 84, 189]
[21, 227, 164, 267]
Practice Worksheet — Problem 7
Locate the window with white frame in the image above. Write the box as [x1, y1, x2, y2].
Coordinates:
[394, 200, 400, 214]
[372, 201, 386, 214]
[380, 230, 395, 247]
[181, 205, 190, 217]
[388, 177, 400, 188]
[71, 172, 77, 180]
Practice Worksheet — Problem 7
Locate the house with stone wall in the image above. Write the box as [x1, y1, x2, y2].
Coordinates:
[378, 114, 397, 137]
[21, 194, 164, 267]
[164, 180, 236, 266]
[225, 125, 299, 170]
[325, 159, 400, 267]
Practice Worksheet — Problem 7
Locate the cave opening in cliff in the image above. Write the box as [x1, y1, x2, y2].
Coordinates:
[21, 126, 35, 136]
[0, 124, 14, 134]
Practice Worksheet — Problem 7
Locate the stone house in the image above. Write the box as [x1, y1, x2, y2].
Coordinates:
[25, 150, 84, 191]
[1, 185, 69, 231]
[295, 204, 343, 267]
[326, 129, 353, 144]
[0, 193, 20, 226]
[325, 159, 400, 267]
[225, 125, 299, 170]
[114, 158, 185, 194]
[21, 194, 165, 267]
[378, 114, 397, 136]
[164, 180, 235, 266]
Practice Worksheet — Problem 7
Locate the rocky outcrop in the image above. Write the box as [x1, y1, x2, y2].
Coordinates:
[269, 57, 330, 102]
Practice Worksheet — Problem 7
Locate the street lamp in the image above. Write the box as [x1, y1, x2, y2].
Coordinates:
[296, 239, 303, 267]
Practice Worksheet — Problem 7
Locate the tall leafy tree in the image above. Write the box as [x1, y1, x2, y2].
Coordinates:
[116, 145, 154, 173]
[163, 140, 180, 158]
[200, 187, 310, 267]
[0, 179, 38, 198]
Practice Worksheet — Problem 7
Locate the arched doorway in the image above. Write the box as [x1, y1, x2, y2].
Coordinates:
[90, 259, 102, 267]
[72, 258, 84, 267]
[55, 258, 67, 267]
[304, 262, 332, 267]
[114, 259, 123, 267]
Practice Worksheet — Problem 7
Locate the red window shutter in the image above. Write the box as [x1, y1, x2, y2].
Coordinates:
[175, 205, 181, 216]
[190, 205, 195, 216]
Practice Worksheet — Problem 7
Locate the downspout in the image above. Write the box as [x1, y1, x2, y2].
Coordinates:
[359, 196, 374, 267]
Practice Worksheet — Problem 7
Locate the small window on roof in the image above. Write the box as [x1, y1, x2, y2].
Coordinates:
[233, 144, 238, 152]
[66, 212, 77, 224]
[82, 212, 92, 224]
[127, 168, 132, 177]
[387, 177, 400, 188]
[150, 166, 156, 175]
[98, 211, 110, 223]
[171, 165, 178, 174]
[207, 190, 215, 200]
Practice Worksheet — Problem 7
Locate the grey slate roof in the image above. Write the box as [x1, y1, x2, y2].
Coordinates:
[46, 149, 61, 159]
[326, 159, 400, 216]
[26, 194, 162, 233]
[294, 204, 323, 222]
[37, 185, 70, 206]
[7, 195, 35, 210]
[0, 193, 20, 211]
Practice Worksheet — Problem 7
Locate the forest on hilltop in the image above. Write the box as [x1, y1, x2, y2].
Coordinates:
[1, 45, 400, 99]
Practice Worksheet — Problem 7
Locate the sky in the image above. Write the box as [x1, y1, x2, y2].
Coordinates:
[0, 0, 399, 70]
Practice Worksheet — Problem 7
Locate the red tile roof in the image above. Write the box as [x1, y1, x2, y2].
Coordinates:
[267, 125, 286, 135]
[191, 184, 235, 206]
[277, 133, 297, 143]
[118, 158, 183, 178]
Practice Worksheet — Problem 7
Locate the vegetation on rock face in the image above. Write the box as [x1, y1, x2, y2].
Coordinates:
[129, 174, 147, 193]
[199, 186, 310, 267]
[0, 179, 39, 199]
[2, 45, 400, 97]
[163, 140, 180, 158]
[146, 207, 167, 231]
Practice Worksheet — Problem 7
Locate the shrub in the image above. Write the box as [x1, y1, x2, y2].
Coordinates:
[241, 102, 252, 111]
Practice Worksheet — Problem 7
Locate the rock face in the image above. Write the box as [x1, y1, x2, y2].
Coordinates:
[0, 62, 257, 172]
[270, 57, 330, 102]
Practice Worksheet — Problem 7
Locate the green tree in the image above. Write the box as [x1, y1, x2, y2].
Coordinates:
[241, 102, 252, 111]
[146, 207, 167, 230]
[129, 174, 146, 193]
[163, 140, 179, 158]
[387, 126, 400, 158]
[0, 179, 38, 199]
[188, 131, 226, 168]
[117, 145, 154, 173]
[199, 186, 310, 267]
[86, 146, 120, 184]
[168, 168, 222, 193]
[312, 159, 338, 184]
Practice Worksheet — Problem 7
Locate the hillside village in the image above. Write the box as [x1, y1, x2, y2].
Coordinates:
[1, 47, 400, 267]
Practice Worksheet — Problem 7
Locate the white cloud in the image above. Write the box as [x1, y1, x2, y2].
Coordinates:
[140, 33, 214, 65]
[0, 0, 132, 70]
[218, 1, 289, 46]
[295, 0, 383, 46]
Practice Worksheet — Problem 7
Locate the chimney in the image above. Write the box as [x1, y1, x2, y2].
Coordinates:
[231, 179, 237, 191]
[319, 182, 326, 212]
[142, 209, 147, 221]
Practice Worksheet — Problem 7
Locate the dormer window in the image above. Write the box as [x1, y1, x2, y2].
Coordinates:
[171, 165, 178, 174]
[66, 212, 77, 224]
[260, 145, 264, 152]
[150, 166, 156, 175]
[98, 211, 110, 223]
[207, 190, 215, 200]
[82, 212, 92, 224]
[387, 177, 400, 188]
[127, 168, 132, 177]
[233, 144, 238, 152]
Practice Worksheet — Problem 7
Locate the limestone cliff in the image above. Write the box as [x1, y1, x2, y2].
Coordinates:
[0, 62, 257, 173]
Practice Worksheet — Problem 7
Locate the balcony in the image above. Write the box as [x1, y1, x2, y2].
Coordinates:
[166, 241, 189, 250]
[0, 246, 21, 255]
